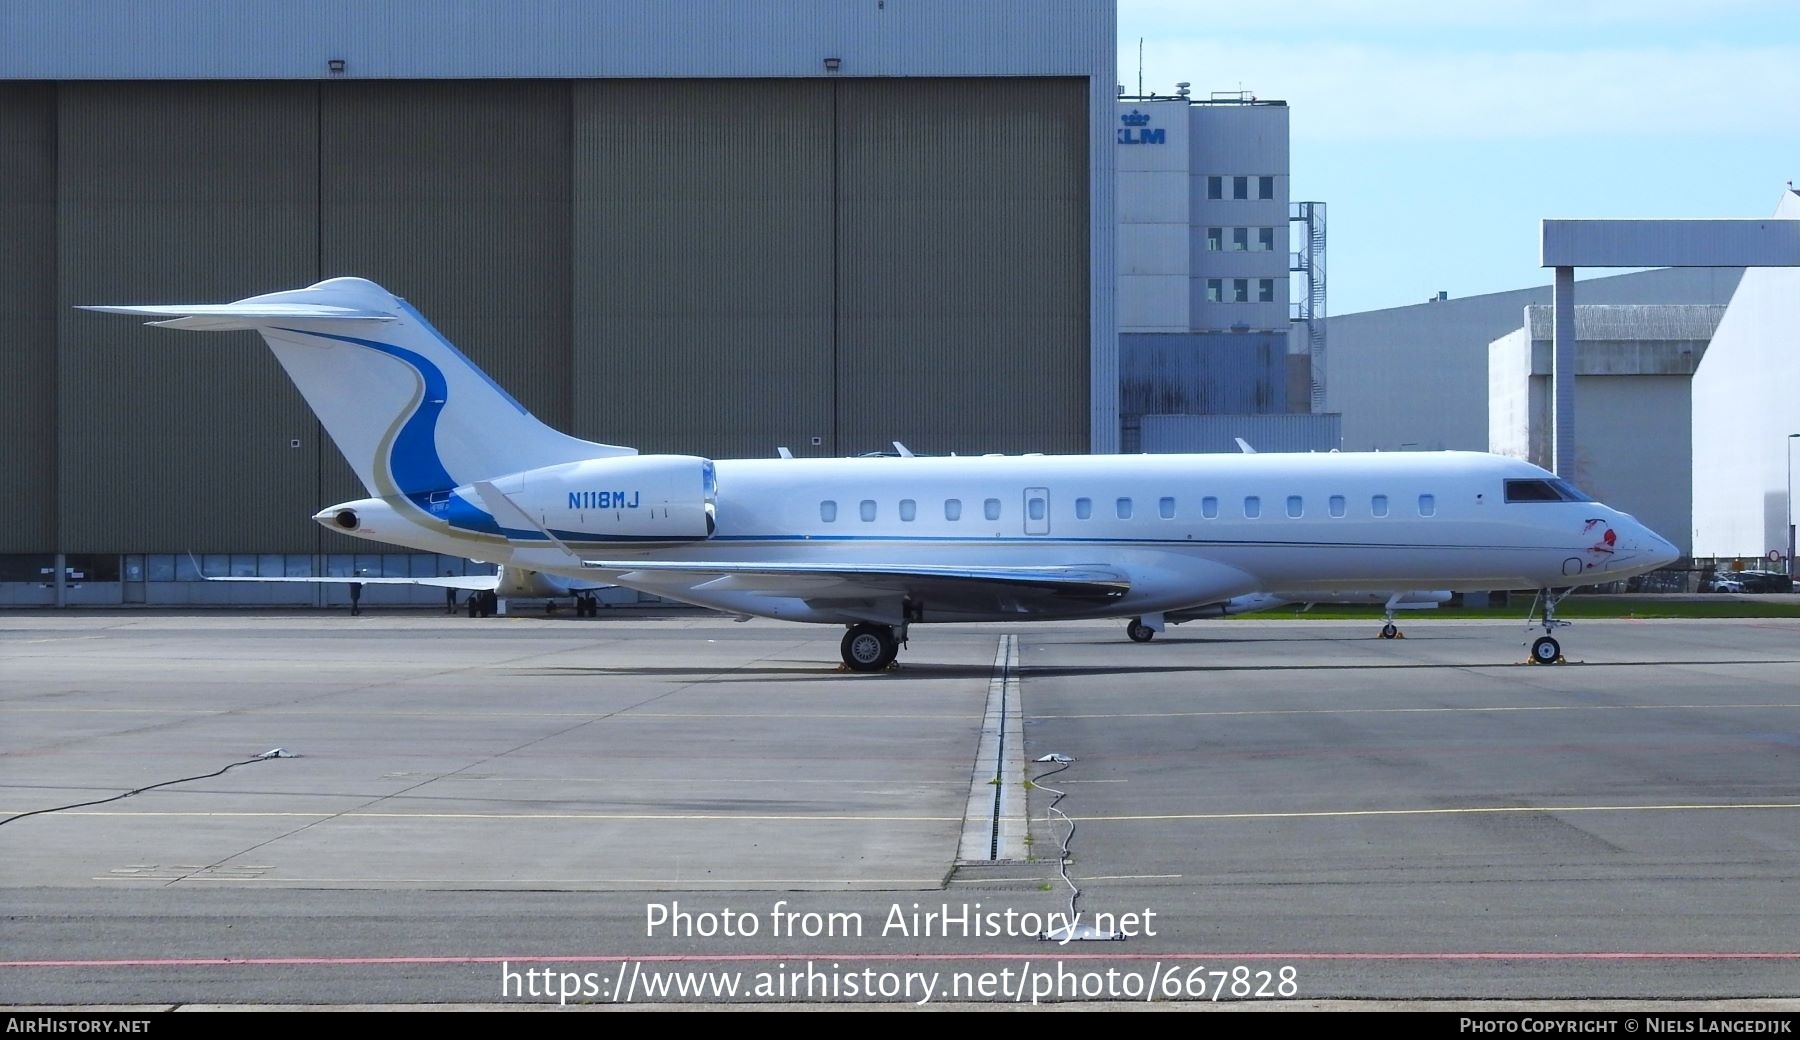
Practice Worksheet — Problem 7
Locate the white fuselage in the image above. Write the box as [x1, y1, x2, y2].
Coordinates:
[325, 450, 1678, 626]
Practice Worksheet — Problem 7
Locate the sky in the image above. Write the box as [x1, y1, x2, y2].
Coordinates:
[1118, 0, 1800, 315]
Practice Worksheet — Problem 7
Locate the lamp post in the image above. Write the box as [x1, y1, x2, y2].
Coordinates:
[1788, 434, 1800, 579]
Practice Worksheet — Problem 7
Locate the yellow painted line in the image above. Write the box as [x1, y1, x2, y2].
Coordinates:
[7, 810, 962, 822]
[1038, 703, 1800, 720]
[1067, 802, 1800, 823]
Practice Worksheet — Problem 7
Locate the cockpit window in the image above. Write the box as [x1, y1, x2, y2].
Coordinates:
[1505, 478, 1593, 503]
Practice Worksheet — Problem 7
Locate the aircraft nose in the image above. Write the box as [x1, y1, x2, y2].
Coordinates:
[1637, 524, 1681, 569]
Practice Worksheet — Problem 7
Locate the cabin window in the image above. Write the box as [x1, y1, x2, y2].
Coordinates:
[1329, 494, 1346, 518]
[1159, 496, 1176, 519]
[984, 498, 1002, 521]
[1286, 495, 1303, 518]
[859, 499, 877, 522]
[1418, 494, 1436, 517]
[1116, 497, 1133, 519]
[1371, 494, 1389, 517]
[944, 498, 962, 521]
[1244, 495, 1261, 519]
[899, 499, 917, 522]
[820, 500, 837, 523]
[1201, 495, 1219, 519]
[1027, 497, 1046, 521]
[1075, 497, 1093, 520]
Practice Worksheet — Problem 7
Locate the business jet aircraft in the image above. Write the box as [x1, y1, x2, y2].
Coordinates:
[86, 278, 1680, 671]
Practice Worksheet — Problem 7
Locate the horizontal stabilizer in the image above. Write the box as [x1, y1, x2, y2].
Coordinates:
[79, 303, 397, 332]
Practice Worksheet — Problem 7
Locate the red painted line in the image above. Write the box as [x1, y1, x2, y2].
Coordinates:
[4, 951, 1798, 969]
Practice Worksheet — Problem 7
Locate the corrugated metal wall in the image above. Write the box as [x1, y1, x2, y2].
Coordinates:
[0, 85, 57, 553]
[11, 77, 1089, 553]
[836, 78, 1088, 456]
[572, 80, 836, 460]
[1140, 413, 1342, 455]
[320, 80, 573, 532]
[55, 83, 320, 553]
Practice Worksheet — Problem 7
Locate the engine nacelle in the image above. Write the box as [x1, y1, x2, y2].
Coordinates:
[501, 454, 717, 542]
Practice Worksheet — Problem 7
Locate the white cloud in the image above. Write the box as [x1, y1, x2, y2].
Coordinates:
[1124, 40, 1800, 140]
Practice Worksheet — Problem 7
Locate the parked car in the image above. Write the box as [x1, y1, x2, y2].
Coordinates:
[1733, 571, 1798, 593]
[1710, 570, 1797, 593]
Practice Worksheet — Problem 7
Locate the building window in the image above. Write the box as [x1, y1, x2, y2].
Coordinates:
[1206, 227, 1223, 252]
[899, 499, 916, 522]
[1207, 175, 1223, 200]
[1206, 279, 1223, 303]
[1329, 494, 1346, 518]
[1286, 495, 1303, 518]
[1244, 495, 1261, 518]
[1258, 278, 1276, 303]
[1159, 496, 1176, 519]
[1232, 175, 1249, 200]
[984, 498, 1001, 521]
[860, 499, 877, 522]
[1372, 494, 1389, 517]
[1232, 279, 1249, 303]
[1116, 497, 1133, 519]
[1419, 493, 1437, 517]
[945, 498, 962, 521]
[1201, 495, 1219, 519]
[1231, 227, 1248, 251]
[1256, 227, 1276, 252]
[820, 500, 837, 523]
[1075, 497, 1092, 520]
[1258, 175, 1275, 200]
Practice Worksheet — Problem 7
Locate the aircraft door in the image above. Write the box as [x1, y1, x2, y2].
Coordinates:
[1024, 487, 1050, 536]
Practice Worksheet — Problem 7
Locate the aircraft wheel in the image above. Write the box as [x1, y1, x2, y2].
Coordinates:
[841, 624, 899, 672]
[1380, 622, 1398, 639]
[1126, 618, 1156, 643]
[1531, 635, 1562, 664]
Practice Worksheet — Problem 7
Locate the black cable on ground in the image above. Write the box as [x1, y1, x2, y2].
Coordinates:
[0, 754, 281, 830]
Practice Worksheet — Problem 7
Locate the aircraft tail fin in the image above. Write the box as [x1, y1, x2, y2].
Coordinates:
[83, 277, 634, 501]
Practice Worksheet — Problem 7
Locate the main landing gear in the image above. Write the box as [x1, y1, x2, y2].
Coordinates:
[1526, 588, 1572, 664]
[1126, 617, 1157, 643]
[574, 593, 600, 618]
[1378, 593, 1404, 639]
[466, 590, 499, 618]
[840, 623, 904, 672]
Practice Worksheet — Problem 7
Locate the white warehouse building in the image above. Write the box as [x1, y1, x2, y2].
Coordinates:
[1691, 189, 1800, 561]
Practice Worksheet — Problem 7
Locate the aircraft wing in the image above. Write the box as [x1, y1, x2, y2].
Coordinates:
[200, 575, 501, 591]
[580, 559, 1130, 609]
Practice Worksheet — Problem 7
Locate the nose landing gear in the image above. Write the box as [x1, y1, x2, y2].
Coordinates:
[1525, 589, 1572, 664]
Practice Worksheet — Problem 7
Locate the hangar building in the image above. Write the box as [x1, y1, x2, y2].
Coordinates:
[0, 0, 1117, 605]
